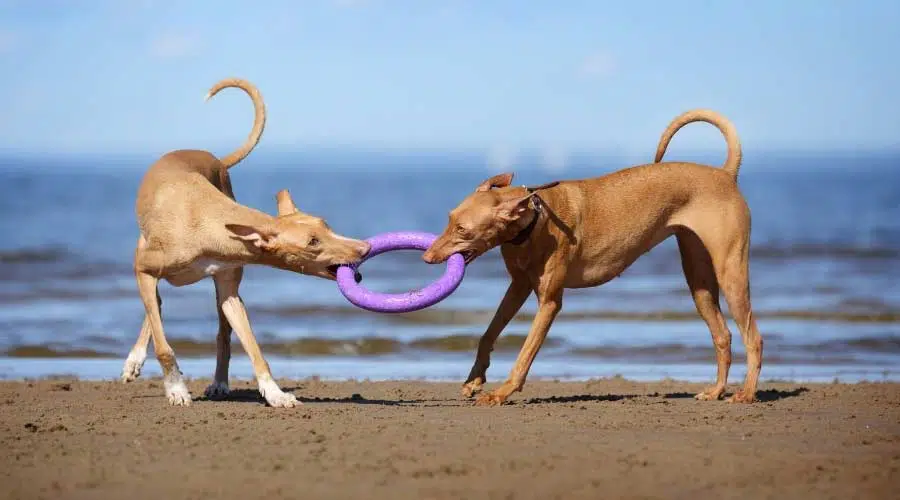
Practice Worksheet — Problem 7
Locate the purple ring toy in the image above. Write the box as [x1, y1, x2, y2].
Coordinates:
[335, 231, 466, 313]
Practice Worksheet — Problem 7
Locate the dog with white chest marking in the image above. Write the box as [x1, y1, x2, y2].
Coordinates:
[120, 78, 370, 408]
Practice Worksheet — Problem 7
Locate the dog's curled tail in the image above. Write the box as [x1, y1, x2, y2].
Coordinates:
[654, 109, 742, 178]
[205, 78, 267, 169]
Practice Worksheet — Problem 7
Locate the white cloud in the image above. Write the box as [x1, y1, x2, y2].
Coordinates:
[539, 145, 569, 173]
[485, 144, 519, 173]
[579, 51, 616, 79]
[148, 32, 201, 60]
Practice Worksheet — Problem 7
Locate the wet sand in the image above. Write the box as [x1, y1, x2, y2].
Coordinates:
[1, 378, 898, 499]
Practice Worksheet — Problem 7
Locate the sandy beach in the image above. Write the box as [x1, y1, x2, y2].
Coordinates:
[1, 377, 897, 499]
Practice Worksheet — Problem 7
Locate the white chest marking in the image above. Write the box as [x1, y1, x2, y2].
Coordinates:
[191, 258, 240, 276]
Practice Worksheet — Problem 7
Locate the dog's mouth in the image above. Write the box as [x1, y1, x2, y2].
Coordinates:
[326, 264, 363, 283]
[461, 250, 477, 264]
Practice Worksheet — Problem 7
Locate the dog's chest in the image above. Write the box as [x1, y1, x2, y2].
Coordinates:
[190, 258, 240, 277]
[164, 257, 242, 287]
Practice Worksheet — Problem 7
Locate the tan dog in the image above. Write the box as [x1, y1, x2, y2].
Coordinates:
[120, 78, 371, 408]
[422, 109, 763, 406]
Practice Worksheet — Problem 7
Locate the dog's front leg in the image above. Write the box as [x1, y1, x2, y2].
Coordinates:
[475, 278, 564, 407]
[122, 238, 162, 383]
[215, 272, 299, 408]
[462, 278, 532, 398]
[121, 315, 152, 383]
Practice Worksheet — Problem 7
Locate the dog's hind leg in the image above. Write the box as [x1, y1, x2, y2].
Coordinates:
[136, 269, 192, 406]
[685, 204, 763, 404]
[461, 277, 532, 398]
[714, 233, 763, 403]
[216, 268, 299, 408]
[204, 267, 242, 400]
[677, 230, 732, 401]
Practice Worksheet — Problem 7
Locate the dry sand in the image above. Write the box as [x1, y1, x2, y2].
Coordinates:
[1, 378, 898, 499]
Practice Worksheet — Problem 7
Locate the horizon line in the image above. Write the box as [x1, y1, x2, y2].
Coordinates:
[1, 145, 898, 160]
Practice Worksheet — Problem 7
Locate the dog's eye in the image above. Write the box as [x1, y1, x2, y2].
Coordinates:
[455, 225, 467, 235]
[308, 236, 319, 247]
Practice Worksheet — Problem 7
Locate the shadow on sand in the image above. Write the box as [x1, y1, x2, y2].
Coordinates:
[195, 386, 811, 406]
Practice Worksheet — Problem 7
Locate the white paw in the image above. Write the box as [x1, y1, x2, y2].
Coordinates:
[258, 376, 299, 408]
[120, 349, 146, 383]
[204, 381, 230, 400]
[164, 377, 193, 407]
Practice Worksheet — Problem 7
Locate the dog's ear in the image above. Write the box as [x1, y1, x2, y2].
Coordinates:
[475, 172, 515, 192]
[276, 189, 298, 216]
[493, 193, 533, 221]
[225, 224, 278, 250]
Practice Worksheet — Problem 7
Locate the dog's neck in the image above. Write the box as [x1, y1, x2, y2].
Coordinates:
[217, 202, 281, 263]
[505, 182, 557, 245]
[506, 204, 541, 245]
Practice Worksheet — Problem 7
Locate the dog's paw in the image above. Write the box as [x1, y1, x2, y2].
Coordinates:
[461, 379, 484, 398]
[474, 391, 508, 407]
[204, 381, 230, 400]
[120, 350, 146, 383]
[164, 379, 193, 407]
[265, 390, 299, 408]
[726, 390, 756, 404]
[258, 377, 300, 408]
[694, 387, 725, 401]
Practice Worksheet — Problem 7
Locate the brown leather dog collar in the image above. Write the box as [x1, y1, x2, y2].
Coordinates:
[506, 181, 559, 245]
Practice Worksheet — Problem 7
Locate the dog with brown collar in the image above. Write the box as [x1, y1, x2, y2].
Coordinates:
[422, 109, 763, 406]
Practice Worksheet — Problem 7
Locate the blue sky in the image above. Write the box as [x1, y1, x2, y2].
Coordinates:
[0, 0, 898, 159]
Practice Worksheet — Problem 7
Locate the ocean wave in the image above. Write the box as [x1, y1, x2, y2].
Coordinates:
[0, 287, 135, 304]
[0, 240, 896, 281]
[5, 345, 114, 358]
[251, 304, 900, 324]
[0, 247, 70, 264]
[750, 244, 900, 260]
[0, 246, 130, 282]
[5, 334, 897, 360]
[569, 335, 900, 362]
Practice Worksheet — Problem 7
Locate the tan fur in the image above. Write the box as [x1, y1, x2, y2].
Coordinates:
[423, 109, 763, 406]
[121, 78, 371, 408]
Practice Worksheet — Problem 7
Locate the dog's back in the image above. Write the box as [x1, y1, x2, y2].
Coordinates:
[557, 107, 745, 247]
[536, 161, 746, 287]
[521, 110, 747, 288]
[136, 78, 267, 252]
[136, 150, 236, 245]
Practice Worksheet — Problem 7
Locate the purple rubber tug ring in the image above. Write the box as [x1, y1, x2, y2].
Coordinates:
[336, 231, 466, 313]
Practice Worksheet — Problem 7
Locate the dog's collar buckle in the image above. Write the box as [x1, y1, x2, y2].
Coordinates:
[506, 183, 552, 246]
